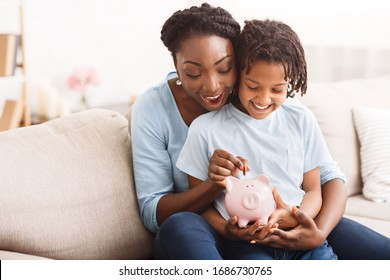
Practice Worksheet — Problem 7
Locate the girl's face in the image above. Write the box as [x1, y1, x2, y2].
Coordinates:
[175, 35, 237, 111]
[237, 60, 289, 120]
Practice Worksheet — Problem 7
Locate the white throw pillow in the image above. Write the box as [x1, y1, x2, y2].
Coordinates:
[353, 107, 390, 202]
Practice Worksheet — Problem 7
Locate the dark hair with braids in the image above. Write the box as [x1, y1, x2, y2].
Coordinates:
[237, 19, 307, 97]
[160, 3, 241, 64]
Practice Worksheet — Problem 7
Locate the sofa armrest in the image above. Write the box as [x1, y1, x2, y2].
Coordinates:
[0, 109, 153, 259]
[0, 250, 51, 260]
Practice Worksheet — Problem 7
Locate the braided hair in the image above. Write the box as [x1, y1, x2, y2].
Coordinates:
[160, 3, 240, 63]
[237, 19, 307, 97]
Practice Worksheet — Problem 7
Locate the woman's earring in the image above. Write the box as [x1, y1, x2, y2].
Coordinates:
[176, 79, 182, 86]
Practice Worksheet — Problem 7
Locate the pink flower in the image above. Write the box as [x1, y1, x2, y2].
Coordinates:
[67, 66, 100, 93]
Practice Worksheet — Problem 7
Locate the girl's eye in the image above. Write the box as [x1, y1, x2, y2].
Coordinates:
[272, 89, 284, 93]
[247, 85, 258, 90]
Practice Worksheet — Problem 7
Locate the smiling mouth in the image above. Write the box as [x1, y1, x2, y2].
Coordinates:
[251, 101, 271, 110]
[202, 94, 223, 106]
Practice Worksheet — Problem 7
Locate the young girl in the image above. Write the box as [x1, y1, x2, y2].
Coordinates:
[176, 19, 337, 259]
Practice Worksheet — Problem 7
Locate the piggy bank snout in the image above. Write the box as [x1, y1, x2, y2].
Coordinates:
[224, 175, 275, 228]
[242, 193, 261, 210]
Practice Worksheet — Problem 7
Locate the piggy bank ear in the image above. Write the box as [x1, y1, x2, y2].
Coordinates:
[256, 174, 270, 185]
[226, 176, 240, 192]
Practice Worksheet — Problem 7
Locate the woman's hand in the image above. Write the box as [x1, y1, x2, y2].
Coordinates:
[253, 188, 325, 249]
[201, 206, 266, 243]
[224, 216, 266, 242]
[256, 207, 327, 250]
[208, 149, 248, 187]
[223, 216, 279, 243]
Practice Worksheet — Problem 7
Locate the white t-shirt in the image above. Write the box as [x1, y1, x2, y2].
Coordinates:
[177, 99, 333, 220]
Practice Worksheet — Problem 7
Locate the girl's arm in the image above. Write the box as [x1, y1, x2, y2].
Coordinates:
[257, 178, 346, 250]
[299, 166, 322, 218]
[266, 167, 322, 231]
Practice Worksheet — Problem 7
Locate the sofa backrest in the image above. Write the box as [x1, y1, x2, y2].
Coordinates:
[0, 109, 154, 259]
[297, 74, 390, 196]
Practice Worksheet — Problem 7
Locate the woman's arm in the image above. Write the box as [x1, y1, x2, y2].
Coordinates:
[158, 148, 246, 226]
[157, 149, 246, 226]
[156, 179, 223, 226]
[314, 177, 346, 236]
[131, 90, 226, 232]
[188, 150, 262, 242]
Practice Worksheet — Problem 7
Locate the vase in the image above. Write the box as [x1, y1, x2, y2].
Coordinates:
[79, 94, 90, 110]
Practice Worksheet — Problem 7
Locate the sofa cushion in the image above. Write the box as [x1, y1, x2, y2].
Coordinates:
[297, 74, 390, 196]
[353, 107, 390, 202]
[0, 109, 153, 259]
[346, 194, 390, 222]
[345, 193, 390, 238]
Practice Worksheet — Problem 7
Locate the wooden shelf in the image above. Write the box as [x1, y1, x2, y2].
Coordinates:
[0, 4, 30, 132]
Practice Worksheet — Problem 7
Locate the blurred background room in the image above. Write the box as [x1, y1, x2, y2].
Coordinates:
[1, 0, 390, 125]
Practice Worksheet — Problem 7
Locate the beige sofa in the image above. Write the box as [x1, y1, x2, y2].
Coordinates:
[297, 74, 390, 237]
[0, 109, 154, 260]
[0, 75, 389, 260]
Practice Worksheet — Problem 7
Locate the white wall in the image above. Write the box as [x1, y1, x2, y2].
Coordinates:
[200, 0, 390, 81]
[21, 0, 188, 112]
[1, 0, 390, 115]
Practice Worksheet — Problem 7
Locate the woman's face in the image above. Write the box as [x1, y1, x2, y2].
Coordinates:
[175, 35, 237, 111]
[237, 60, 289, 120]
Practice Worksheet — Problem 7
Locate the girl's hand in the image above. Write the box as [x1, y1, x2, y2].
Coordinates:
[267, 188, 298, 230]
[208, 149, 248, 187]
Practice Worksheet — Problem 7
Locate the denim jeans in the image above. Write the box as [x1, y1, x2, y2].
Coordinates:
[328, 216, 390, 260]
[155, 212, 338, 260]
[154, 212, 223, 259]
[223, 240, 337, 260]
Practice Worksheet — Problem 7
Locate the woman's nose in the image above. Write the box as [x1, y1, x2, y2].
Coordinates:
[203, 75, 219, 93]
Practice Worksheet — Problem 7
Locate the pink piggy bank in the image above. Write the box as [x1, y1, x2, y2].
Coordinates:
[225, 175, 276, 228]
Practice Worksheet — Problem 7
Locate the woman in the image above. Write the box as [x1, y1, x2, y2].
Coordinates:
[131, 2, 390, 259]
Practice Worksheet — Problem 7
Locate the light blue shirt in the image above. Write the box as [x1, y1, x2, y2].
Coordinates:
[177, 100, 343, 220]
[132, 72, 346, 232]
[131, 72, 189, 232]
